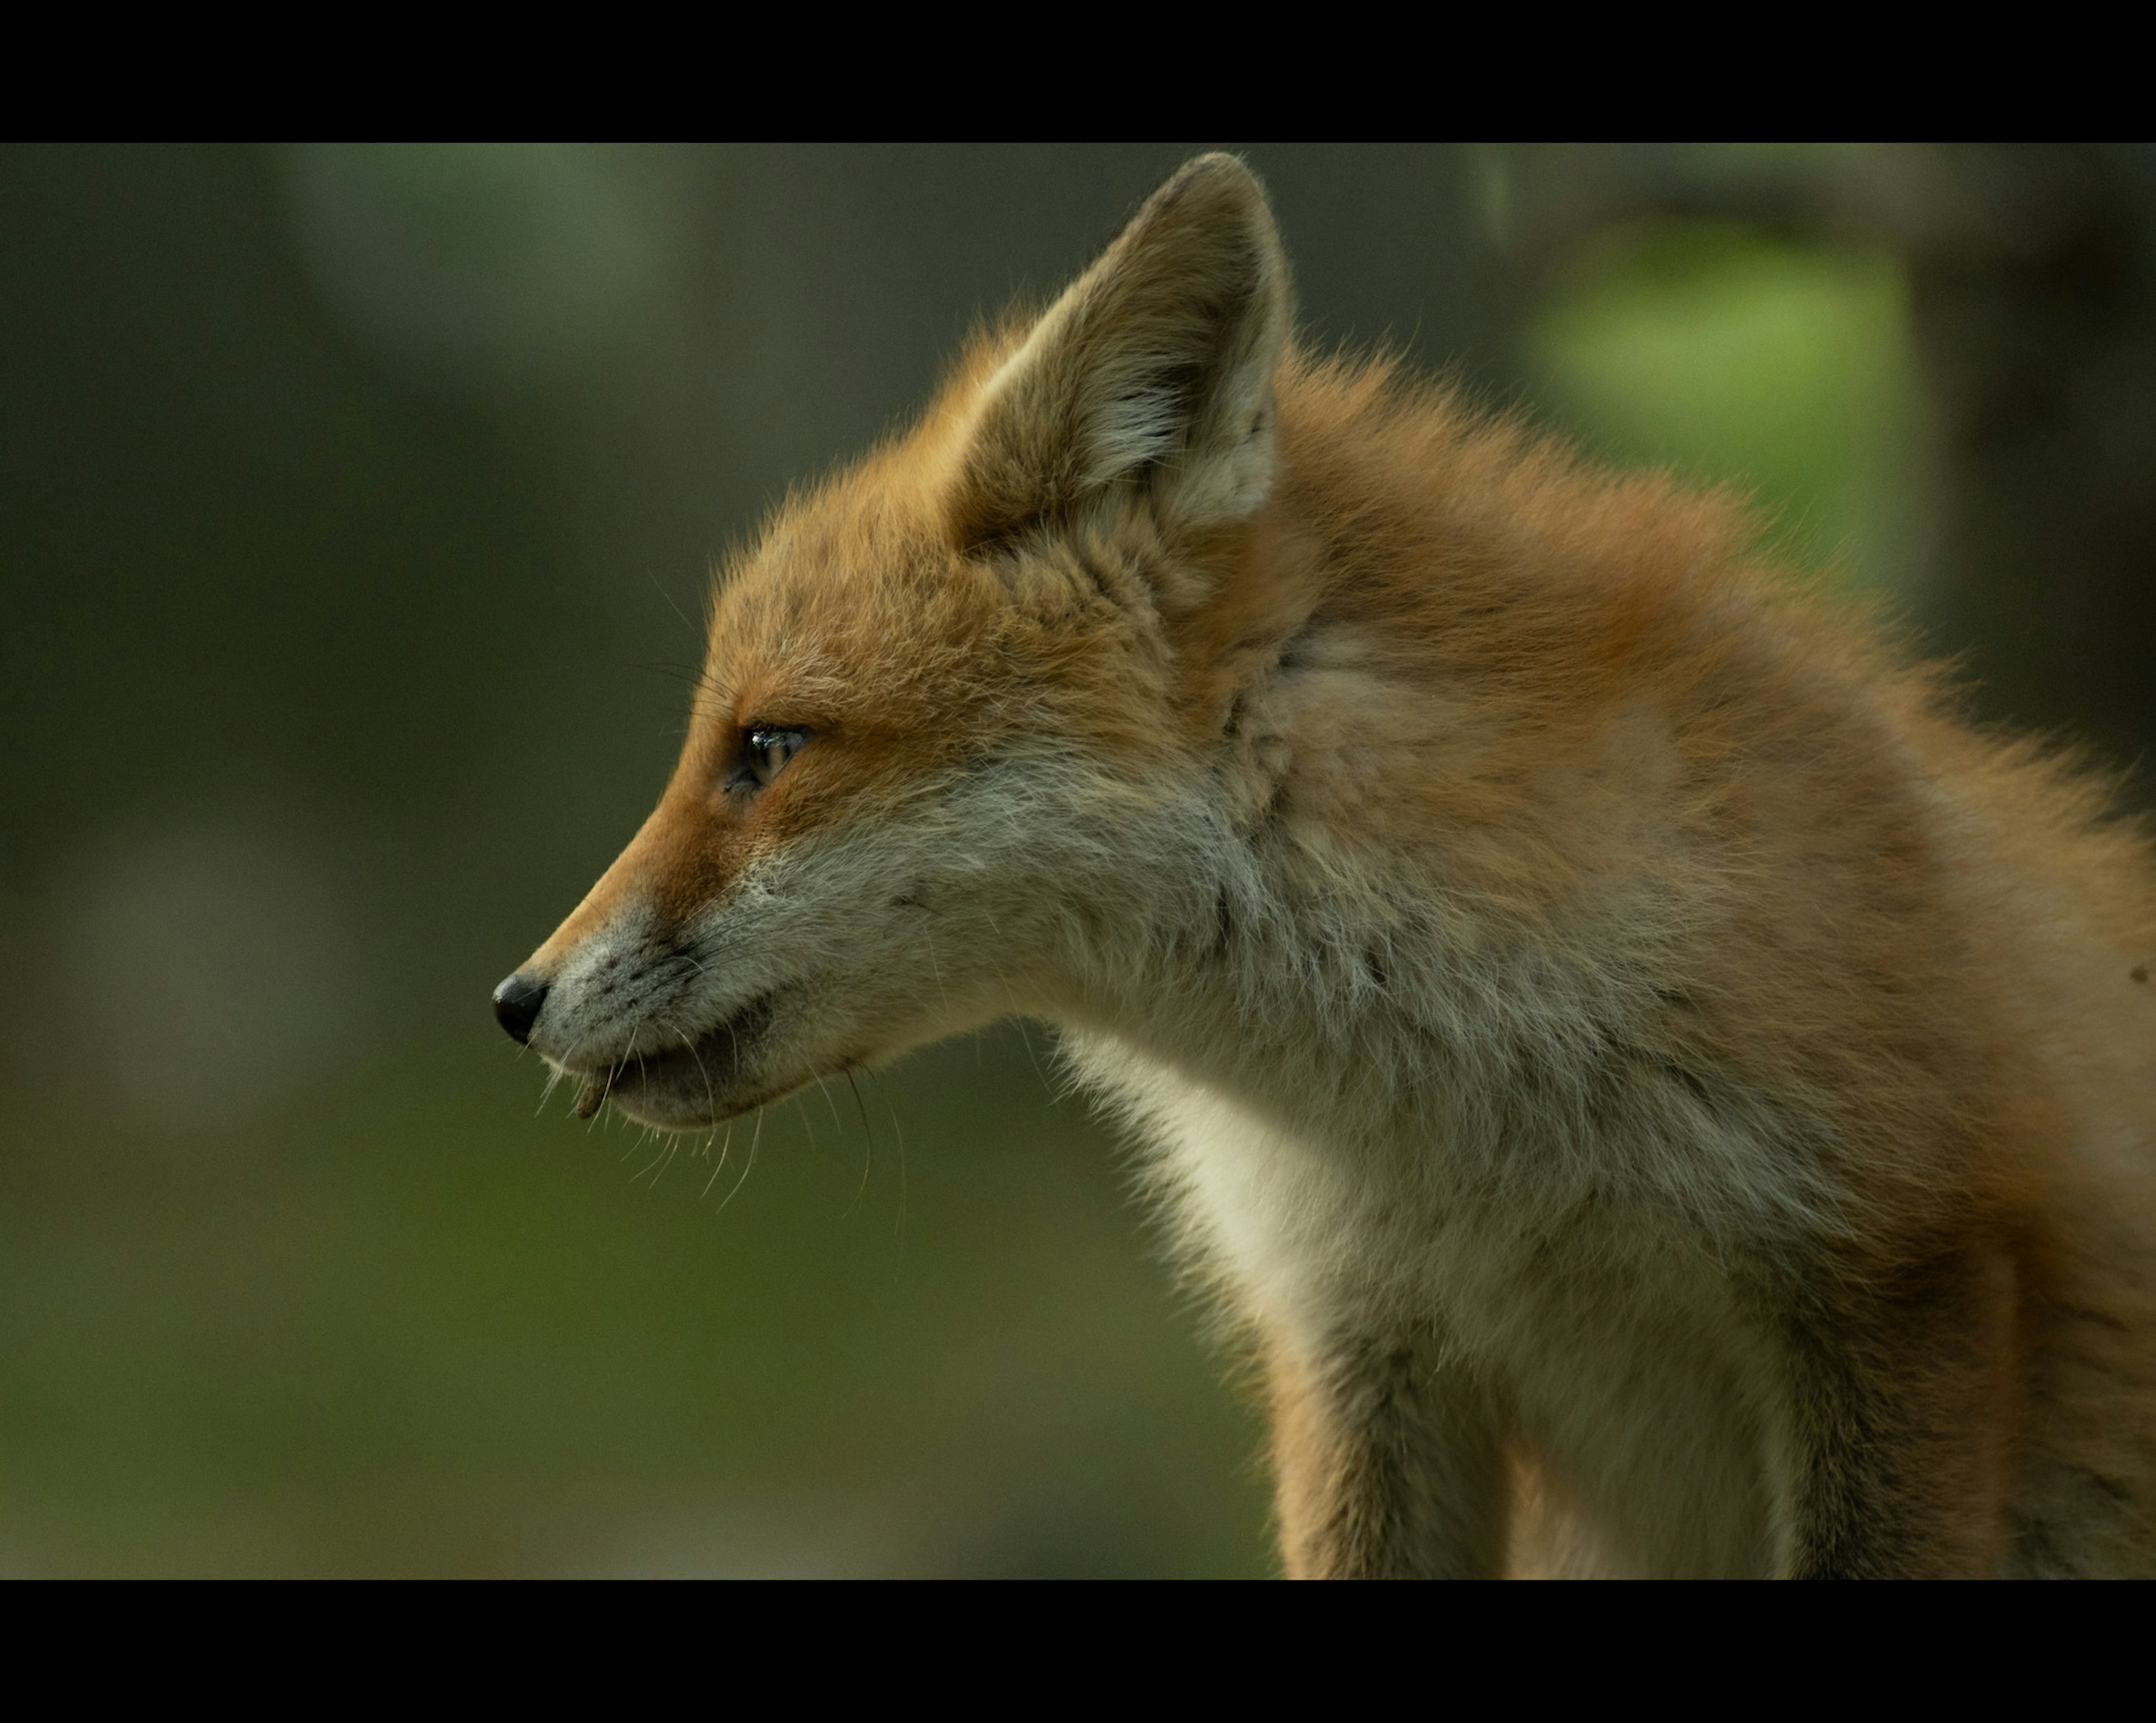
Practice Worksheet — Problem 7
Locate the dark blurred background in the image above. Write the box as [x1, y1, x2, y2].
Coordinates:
[2, 143, 2150, 1575]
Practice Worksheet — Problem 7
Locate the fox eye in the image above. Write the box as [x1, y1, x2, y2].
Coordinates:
[734, 724, 807, 792]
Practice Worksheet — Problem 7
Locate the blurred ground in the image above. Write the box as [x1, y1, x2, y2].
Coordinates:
[1, 144, 2148, 1576]
[0, 1033, 1266, 1576]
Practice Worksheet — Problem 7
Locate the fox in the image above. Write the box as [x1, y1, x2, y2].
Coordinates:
[491, 154, 2156, 1577]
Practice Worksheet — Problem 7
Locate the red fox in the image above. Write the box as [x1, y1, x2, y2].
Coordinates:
[493, 156, 2156, 1576]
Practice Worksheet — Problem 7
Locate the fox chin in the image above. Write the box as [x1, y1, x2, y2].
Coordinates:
[557, 991, 783, 1127]
[493, 154, 2156, 1578]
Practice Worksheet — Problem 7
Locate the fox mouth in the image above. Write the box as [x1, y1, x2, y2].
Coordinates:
[569, 992, 779, 1127]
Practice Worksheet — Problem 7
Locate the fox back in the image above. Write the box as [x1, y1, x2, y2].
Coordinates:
[495, 156, 2156, 1576]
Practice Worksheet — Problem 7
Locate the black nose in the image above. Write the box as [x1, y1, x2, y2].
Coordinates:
[492, 972, 549, 1045]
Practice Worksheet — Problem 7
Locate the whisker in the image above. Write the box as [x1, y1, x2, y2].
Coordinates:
[924, 928, 953, 1019]
[840, 1071, 875, 1218]
[1015, 1020, 1058, 1104]
[647, 569, 698, 638]
[599, 1027, 640, 1140]
[813, 1073, 847, 1138]
[866, 1067, 907, 1242]
[714, 1108, 763, 1215]
[663, 1014, 720, 1137]
[701, 1122, 736, 1199]
[633, 1127, 669, 1181]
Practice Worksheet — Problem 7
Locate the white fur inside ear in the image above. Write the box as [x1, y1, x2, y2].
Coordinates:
[962, 154, 1292, 538]
[1154, 382, 1277, 525]
[1086, 371, 1193, 492]
[1066, 341, 1281, 528]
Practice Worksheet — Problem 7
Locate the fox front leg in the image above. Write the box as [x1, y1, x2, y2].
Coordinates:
[1264, 1329, 1510, 1579]
[1770, 1246, 2022, 1578]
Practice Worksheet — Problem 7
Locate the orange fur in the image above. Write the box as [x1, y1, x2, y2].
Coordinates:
[502, 157, 2156, 1575]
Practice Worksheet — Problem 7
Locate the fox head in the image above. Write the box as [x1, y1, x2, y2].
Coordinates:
[494, 155, 1298, 1128]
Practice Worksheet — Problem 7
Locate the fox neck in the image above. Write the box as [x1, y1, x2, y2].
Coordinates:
[1009, 501, 1406, 1132]
[1022, 769, 1419, 1149]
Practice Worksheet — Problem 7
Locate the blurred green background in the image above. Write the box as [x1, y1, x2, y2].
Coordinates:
[4, 144, 2152, 1576]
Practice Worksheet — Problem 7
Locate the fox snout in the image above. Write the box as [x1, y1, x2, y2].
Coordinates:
[491, 741, 1021, 1130]
[494, 898, 792, 1127]
[494, 967, 630, 1119]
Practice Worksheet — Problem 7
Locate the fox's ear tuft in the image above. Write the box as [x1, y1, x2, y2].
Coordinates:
[952, 153, 1293, 551]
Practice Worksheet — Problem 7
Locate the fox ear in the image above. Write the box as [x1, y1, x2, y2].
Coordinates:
[952, 153, 1292, 549]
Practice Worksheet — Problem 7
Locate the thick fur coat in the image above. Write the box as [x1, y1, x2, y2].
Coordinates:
[498, 156, 2156, 1576]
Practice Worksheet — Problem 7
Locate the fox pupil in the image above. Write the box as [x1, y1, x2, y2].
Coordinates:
[742, 725, 805, 789]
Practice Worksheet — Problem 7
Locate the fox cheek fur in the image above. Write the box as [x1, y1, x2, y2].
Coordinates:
[499, 155, 2156, 1577]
